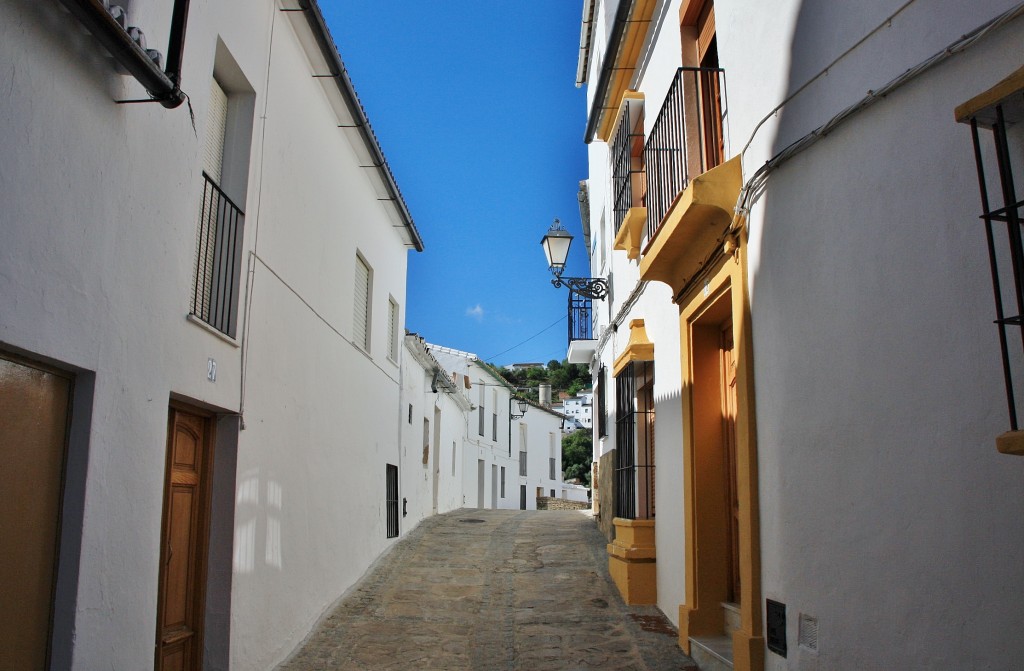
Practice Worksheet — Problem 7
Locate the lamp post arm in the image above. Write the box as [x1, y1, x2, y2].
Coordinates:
[550, 276, 609, 300]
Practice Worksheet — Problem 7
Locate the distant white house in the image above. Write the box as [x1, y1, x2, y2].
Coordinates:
[429, 345, 566, 511]
[401, 334, 473, 522]
[562, 483, 591, 504]
[562, 391, 594, 429]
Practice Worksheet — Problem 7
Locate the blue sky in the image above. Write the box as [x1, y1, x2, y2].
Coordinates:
[321, 2, 591, 366]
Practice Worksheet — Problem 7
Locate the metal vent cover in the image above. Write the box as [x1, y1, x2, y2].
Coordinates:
[798, 613, 819, 651]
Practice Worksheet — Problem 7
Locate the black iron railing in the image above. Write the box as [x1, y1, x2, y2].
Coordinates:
[568, 292, 594, 343]
[192, 172, 244, 337]
[967, 98, 1024, 431]
[611, 98, 646, 235]
[614, 361, 655, 520]
[643, 67, 727, 249]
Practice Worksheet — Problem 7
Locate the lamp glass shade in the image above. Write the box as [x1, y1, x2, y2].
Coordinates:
[516, 398, 530, 415]
[541, 226, 573, 271]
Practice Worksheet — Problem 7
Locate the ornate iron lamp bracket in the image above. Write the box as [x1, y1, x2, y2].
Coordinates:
[550, 275, 609, 300]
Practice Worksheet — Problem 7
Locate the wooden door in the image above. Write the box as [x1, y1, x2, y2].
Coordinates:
[156, 406, 214, 671]
[720, 321, 741, 604]
[0, 354, 72, 670]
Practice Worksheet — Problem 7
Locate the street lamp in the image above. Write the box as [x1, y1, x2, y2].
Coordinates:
[508, 393, 530, 457]
[540, 218, 608, 300]
[510, 396, 530, 420]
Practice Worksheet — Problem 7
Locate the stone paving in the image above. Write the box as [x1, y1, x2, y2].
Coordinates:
[278, 509, 697, 671]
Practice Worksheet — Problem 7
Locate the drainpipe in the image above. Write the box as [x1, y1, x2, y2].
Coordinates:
[583, 0, 634, 144]
[163, 0, 191, 87]
[57, 0, 187, 108]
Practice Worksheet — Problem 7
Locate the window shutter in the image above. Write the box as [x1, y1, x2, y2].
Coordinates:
[388, 299, 399, 360]
[354, 256, 370, 350]
[203, 79, 228, 185]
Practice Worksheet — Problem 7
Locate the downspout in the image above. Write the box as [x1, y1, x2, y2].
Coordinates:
[584, 0, 635, 144]
[163, 0, 191, 88]
[57, 0, 188, 108]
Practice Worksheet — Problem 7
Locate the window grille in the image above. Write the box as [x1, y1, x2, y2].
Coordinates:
[191, 174, 243, 337]
[500, 467, 506, 497]
[385, 464, 399, 538]
[519, 450, 527, 477]
[962, 90, 1024, 438]
[549, 457, 556, 480]
[597, 366, 608, 437]
[614, 361, 655, 519]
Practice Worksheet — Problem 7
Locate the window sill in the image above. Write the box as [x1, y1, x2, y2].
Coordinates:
[996, 430, 1024, 456]
[186, 314, 240, 348]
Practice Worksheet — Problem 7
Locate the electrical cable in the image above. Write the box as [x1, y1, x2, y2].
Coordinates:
[481, 317, 565, 364]
[739, 0, 919, 160]
[731, 0, 1024, 234]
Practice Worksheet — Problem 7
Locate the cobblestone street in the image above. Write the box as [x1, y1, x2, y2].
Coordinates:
[279, 510, 697, 670]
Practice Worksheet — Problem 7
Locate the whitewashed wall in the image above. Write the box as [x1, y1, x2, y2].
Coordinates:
[0, 0, 419, 668]
[724, 1, 1024, 667]
[0, 1, 271, 667]
[584, 0, 1024, 666]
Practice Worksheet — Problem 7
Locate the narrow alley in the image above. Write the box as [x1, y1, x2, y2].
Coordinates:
[279, 510, 696, 671]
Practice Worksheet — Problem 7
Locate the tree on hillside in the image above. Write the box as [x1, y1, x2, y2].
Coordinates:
[493, 359, 592, 403]
[562, 429, 592, 487]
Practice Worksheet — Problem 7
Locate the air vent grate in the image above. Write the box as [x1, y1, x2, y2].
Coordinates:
[798, 613, 819, 651]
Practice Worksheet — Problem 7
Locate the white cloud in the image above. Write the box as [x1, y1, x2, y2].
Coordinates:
[465, 304, 484, 321]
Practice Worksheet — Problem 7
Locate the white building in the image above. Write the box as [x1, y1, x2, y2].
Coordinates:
[0, 1, 424, 669]
[574, 0, 1024, 669]
[562, 391, 595, 428]
[429, 345, 567, 511]
[401, 334, 473, 522]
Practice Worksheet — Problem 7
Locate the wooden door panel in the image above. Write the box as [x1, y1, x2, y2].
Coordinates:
[157, 407, 212, 671]
[0, 355, 71, 670]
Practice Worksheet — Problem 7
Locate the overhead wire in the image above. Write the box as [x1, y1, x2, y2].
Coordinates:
[483, 315, 566, 363]
[731, 0, 1024, 234]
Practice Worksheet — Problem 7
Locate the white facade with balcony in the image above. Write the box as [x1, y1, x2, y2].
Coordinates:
[577, 0, 1024, 669]
[0, 1, 424, 669]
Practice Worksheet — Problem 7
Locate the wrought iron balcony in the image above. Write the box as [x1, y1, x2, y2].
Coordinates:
[567, 291, 598, 365]
[568, 291, 595, 342]
[642, 67, 727, 250]
[191, 172, 244, 337]
[611, 95, 647, 235]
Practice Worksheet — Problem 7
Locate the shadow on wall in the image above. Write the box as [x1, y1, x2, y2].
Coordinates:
[749, 0, 1021, 667]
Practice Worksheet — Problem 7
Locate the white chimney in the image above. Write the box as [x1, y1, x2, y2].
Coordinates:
[539, 383, 552, 407]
